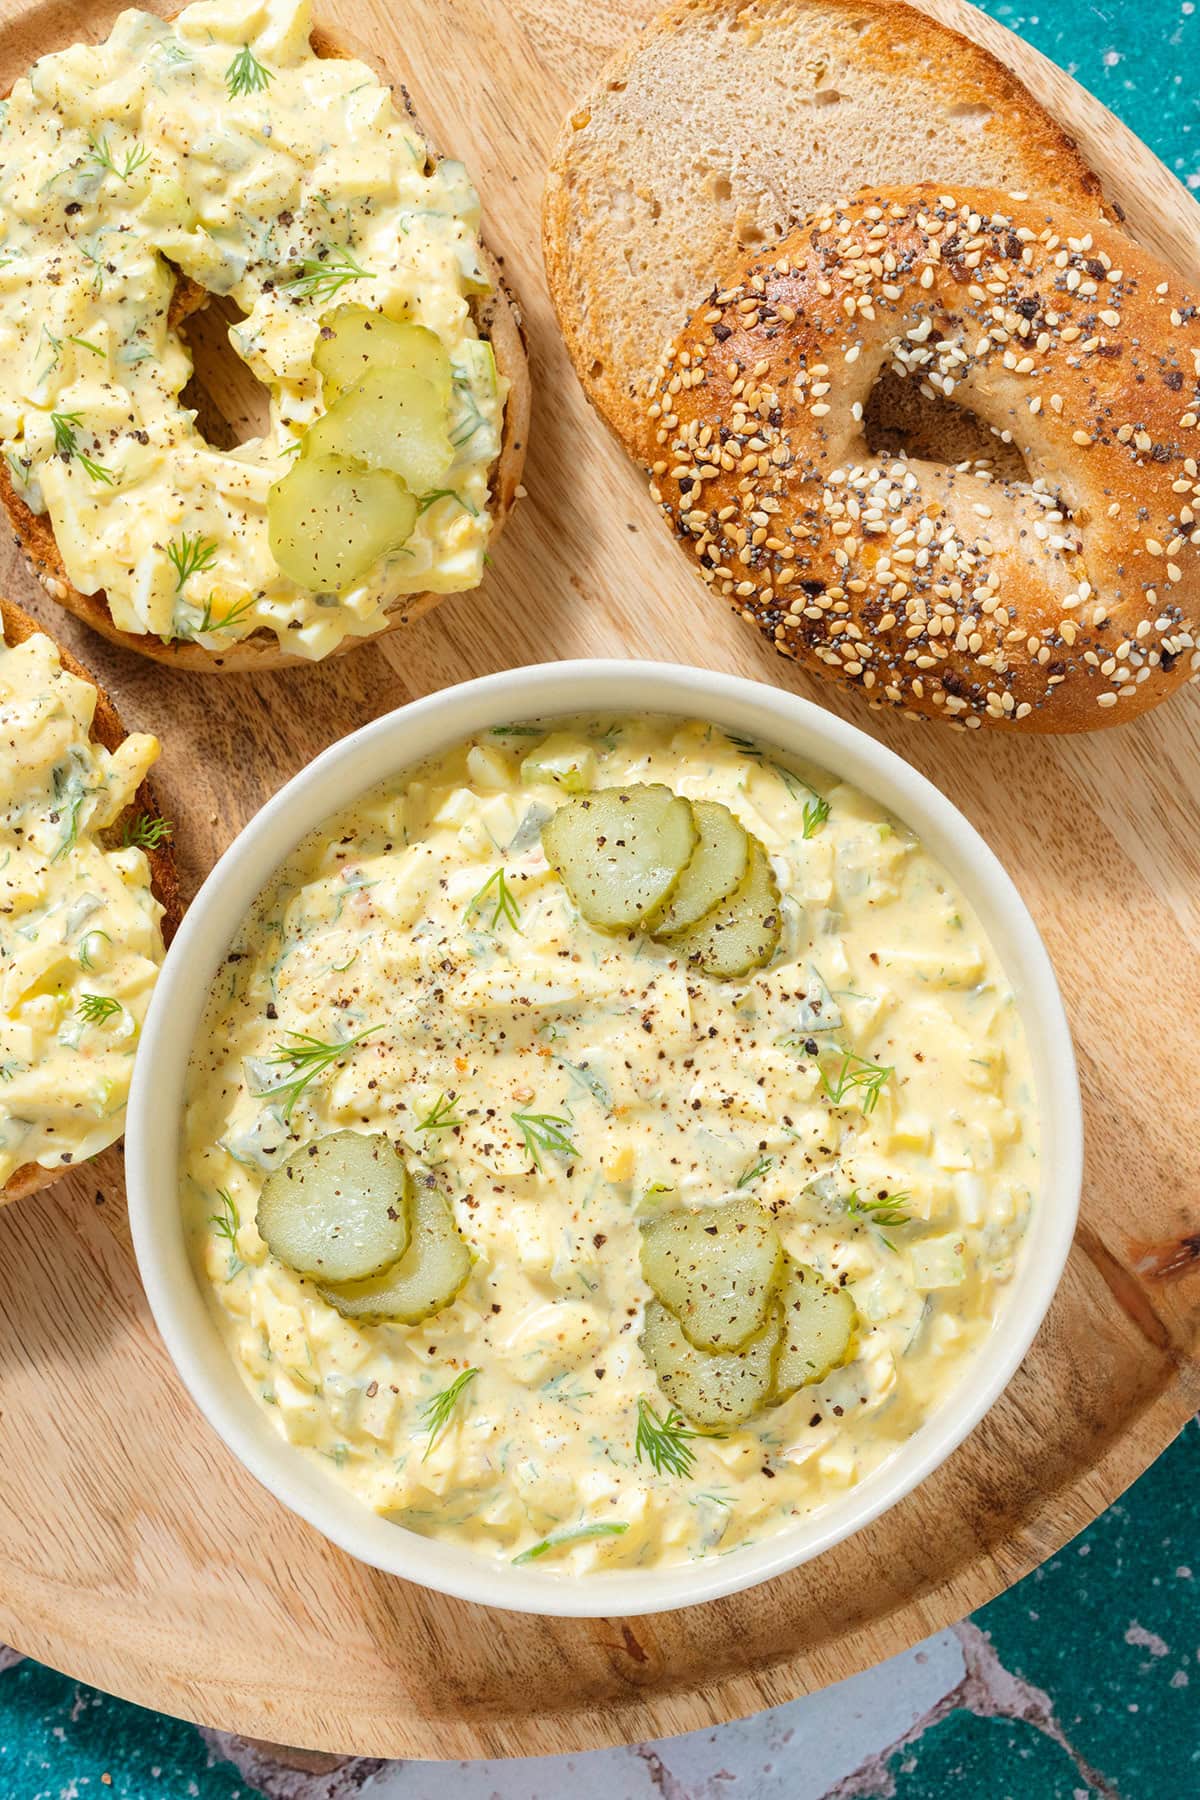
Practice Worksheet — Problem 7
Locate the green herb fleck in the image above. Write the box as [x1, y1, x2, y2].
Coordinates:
[166, 532, 219, 591]
[225, 45, 274, 98]
[512, 1521, 628, 1564]
[282, 248, 372, 304]
[50, 412, 112, 484]
[86, 133, 152, 183]
[844, 1188, 912, 1251]
[256, 1024, 382, 1120]
[420, 1367, 479, 1459]
[416, 488, 478, 518]
[415, 1092, 462, 1135]
[466, 866, 521, 931]
[512, 1110, 578, 1171]
[802, 795, 831, 839]
[77, 993, 121, 1026]
[635, 1398, 702, 1479]
[209, 1188, 243, 1276]
[122, 812, 173, 851]
[77, 929, 110, 971]
[736, 1154, 773, 1188]
[819, 1047, 893, 1117]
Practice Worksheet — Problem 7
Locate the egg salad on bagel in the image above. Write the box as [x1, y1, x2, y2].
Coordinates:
[0, 0, 527, 668]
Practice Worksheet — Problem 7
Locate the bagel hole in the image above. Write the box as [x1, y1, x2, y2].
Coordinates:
[863, 369, 1031, 486]
[178, 290, 272, 450]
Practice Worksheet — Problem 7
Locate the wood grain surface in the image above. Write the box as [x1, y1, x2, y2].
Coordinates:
[0, 0, 1198, 1763]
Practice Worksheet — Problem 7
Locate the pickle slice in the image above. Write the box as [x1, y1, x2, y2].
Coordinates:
[541, 786, 699, 931]
[256, 1130, 410, 1283]
[640, 1199, 783, 1351]
[667, 836, 781, 979]
[641, 1297, 781, 1429]
[649, 800, 749, 938]
[318, 1185, 472, 1325]
[773, 1261, 857, 1398]
[303, 368, 454, 494]
[268, 454, 418, 591]
[314, 306, 452, 405]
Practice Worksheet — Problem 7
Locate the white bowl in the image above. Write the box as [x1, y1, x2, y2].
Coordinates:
[126, 660, 1082, 1617]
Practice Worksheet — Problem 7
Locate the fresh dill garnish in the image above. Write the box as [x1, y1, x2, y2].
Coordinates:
[179, 591, 258, 639]
[208, 1188, 242, 1276]
[802, 795, 831, 839]
[512, 1521, 628, 1564]
[416, 488, 478, 518]
[844, 1188, 912, 1251]
[512, 1110, 578, 1171]
[225, 44, 274, 98]
[77, 993, 121, 1025]
[735, 1154, 773, 1188]
[466, 866, 521, 930]
[256, 1024, 382, 1120]
[419, 1366, 479, 1459]
[122, 812, 174, 851]
[166, 532, 219, 591]
[50, 765, 93, 861]
[415, 1092, 462, 1135]
[77, 929, 110, 971]
[86, 133, 152, 183]
[449, 374, 486, 449]
[635, 1398, 702, 1478]
[819, 1047, 893, 1117]
[726, 731, 826, 812]
[50, 412, 113, 484]
[489, 724, 541, 737]
[282, 248, 372, 303]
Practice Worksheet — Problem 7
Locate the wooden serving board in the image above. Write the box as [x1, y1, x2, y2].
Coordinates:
[0, 0, 1197, 1762]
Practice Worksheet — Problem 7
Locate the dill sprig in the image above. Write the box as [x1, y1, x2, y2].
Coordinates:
[819, 1047, 893, 1117]
[512, 1110, 578, 1171]
[512, 1521, 628, 1564]
[416, 487, 478, 518]
[166, 532, 218, 591]
[635, 1398, 702, 1479]
[209, 1188, 242, 1277]
[50, 412, 113, 484]
[122, 812, 174, 851]
[420, 1367, 479, 1459]
[735, 1154, 773, 1188]
[87, 133, 151, 183]
[282, 248, 372, 303]
[77, 993, 121, 1025]
[256, 1024, 382, 1120]
[182, 591, 258, 639]
[466, 866, 521, 930]
[415, 1092, 462, 1135]
[77, 928, 110, 971]
[802, 795, 831, 839]
[845, 1188, 912, 1251]
[226, 45, 274, 98]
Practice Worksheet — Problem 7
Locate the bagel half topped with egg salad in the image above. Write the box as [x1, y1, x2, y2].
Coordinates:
[645, 188, 1200, 732]
[0, 0, 528, 670]
[0, 597, 179, 1204]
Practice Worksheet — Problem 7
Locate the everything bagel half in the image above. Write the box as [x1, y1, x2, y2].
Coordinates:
[645, 187, 1200, 731]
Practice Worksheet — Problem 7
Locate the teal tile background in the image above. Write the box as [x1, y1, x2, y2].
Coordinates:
[0, 2, 1196, 1796]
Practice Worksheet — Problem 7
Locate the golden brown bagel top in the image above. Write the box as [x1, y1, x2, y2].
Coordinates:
[645, 186, 1200, 731]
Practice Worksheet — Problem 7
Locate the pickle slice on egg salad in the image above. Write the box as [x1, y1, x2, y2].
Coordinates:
[184, 714, 1040, 1572]
[0, 0, 507, 657]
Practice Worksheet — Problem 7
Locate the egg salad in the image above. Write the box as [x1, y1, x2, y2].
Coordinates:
[183, 716, 1039, 1572]
[0, 623, 165, 1188]
[0, 0, 506, 657]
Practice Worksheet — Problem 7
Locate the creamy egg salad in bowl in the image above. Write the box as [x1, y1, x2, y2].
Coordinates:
[126, 662, 1082, 1615]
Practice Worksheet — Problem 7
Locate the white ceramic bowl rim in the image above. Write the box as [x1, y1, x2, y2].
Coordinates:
[126, 659, 1083, 1618]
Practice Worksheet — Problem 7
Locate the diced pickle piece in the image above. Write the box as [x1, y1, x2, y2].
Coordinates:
[303, 368, 454, 494]
[541, 786, 698, 931]
[268, 454, 417, 591]
[649, 800, 749, 937]
[519, 734, 597, 793]
[256, 1130, 410, 1283]
[318, 1185, 472, 1325]
[641, 1297, 781, 1429]
[640, 1199, 783, 1351]
[314, 306, 452, 405]
[667, 836, 781, 979]
[773, 1261, 857, 1397]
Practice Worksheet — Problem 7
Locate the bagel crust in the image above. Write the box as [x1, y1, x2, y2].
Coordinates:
[646, 187, 1200, 731]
